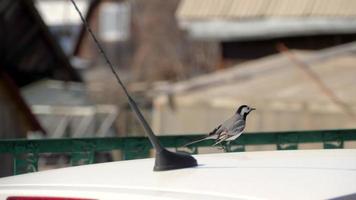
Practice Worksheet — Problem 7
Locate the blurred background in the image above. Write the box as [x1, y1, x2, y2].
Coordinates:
[1, 0, 356, 176]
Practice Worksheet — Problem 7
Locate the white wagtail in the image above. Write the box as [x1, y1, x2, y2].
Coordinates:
[185, 105, 255, 148]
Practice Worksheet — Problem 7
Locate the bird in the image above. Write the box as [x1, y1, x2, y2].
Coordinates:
[185, 105, 256, 148]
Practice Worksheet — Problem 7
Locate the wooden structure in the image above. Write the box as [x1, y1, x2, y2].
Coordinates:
[0, 72, 44, 139]
[0, 0, 81, 86]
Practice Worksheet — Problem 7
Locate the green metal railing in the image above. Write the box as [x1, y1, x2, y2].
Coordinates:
[1, 129, 356, 175]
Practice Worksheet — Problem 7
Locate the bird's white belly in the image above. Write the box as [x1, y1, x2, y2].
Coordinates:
[226, 132, 243, 141]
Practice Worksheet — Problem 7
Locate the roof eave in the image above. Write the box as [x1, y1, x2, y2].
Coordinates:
[178, 18, 356, 41]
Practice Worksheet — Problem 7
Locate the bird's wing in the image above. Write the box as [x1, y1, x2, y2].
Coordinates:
[225, 130, 243, 141]
[220, 115, 245, 136]
[208, 124, 222, 137]
[230, 117, 245, 134]
[212, 131, 229, 146]
[185, 124, 223, 146]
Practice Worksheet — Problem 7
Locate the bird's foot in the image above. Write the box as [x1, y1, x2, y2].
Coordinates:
[219, 144, 228, 152]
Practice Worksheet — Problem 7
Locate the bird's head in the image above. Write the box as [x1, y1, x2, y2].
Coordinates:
[236, 105, 256, 117]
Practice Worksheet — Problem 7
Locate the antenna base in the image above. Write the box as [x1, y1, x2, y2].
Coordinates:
[154, 149, 197, 171]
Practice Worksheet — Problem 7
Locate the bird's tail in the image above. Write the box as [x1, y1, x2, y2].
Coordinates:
[184, 135, 214, 147]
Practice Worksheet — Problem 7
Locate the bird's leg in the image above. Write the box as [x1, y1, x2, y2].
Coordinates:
[225, 141, 231, 152]
[216, 142, 225, 151]
[217, 144, 224, 150]
[220, 143, 228, 152]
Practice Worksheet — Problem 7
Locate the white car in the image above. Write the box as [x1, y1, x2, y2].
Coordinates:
[0, 149, 355, 200]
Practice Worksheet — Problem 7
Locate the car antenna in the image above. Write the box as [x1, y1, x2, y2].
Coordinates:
[69, 0, 197, 171]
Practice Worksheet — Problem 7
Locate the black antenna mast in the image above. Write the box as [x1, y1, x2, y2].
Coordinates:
[69, 0, 197, 171]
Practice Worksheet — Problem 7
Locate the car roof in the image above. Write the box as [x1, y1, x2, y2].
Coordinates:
[0, 149, 356, 200]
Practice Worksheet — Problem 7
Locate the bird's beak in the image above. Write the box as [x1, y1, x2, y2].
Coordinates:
[251, 107, 256, 111]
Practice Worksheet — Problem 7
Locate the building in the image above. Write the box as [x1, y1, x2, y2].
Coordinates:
[0, 0, 83, 136]
[21, 79, 118, 139]
[177, 0, 356, 66]
[0, 0, 81, 176]
[152, 42, 356, 135]
[74, 0, 220, 82]
[34, 0, 90, 55]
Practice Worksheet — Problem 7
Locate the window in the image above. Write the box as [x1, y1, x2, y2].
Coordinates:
[99, 2, 131, 42]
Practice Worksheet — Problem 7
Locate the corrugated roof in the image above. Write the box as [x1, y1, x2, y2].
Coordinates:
[312, 0, 356, 16]
[265, 0, 314, 16]
[177, 0, 356, 19]
[228, 0, 269, 18]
